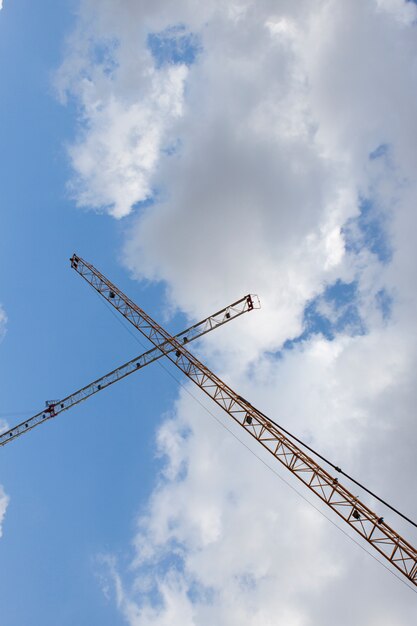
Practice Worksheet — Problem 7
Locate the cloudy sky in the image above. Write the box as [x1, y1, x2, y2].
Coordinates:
[1, 0, 417, 623]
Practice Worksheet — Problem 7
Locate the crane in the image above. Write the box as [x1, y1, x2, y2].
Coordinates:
[0, 292, 258, 446]
[70, 253, 417, 588]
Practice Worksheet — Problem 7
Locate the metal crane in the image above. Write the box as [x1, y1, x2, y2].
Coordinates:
[0, 292, 258, 447]
[70, 253, 417, 588]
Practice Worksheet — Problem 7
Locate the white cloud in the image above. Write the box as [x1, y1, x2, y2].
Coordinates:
[0, 306, 9, 539]
[103, 339, 417, 624]
[0, 485, 9, 539]
[60, 0, 417, 623]
[0, 305, 7, 341]
[57, 32, 188, 218]
[102, 314, 417, 624]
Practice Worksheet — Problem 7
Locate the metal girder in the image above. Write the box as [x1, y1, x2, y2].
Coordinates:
[71, 253, 417, 588]
[0, 290, 257, 447]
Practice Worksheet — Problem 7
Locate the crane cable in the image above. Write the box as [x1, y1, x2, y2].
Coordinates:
[91, 290, 417, 593]
[95, 289, 417, 530]
[252, 405, 417, 530]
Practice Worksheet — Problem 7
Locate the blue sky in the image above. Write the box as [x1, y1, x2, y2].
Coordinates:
[1, 1, 417, 625]
[0, 3, 180, 624]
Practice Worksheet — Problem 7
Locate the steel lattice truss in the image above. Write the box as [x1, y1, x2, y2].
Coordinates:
[71, 253, 417, 588]
[1, 289, 257, 447]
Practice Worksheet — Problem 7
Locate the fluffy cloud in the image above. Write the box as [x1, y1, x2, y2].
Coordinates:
[0, 306, 9, 539]
[60, 0, 417, 623]
[56, 28, 188, 218]
[0, 305, 7, 341]
[0, 485, 9, 539]
[106, 354, 417, 625]
[104, 306, 417, 625]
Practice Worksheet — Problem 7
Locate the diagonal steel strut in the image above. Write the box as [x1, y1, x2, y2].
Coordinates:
[70, 253, 417, 588]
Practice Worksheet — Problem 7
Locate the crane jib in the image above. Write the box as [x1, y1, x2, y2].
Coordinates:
[0, 280, 258, 447]
[69, 253, 417, 589]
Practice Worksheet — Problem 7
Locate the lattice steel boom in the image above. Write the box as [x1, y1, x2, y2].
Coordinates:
[0, 292, 257, 447]
[71, 253, 417, 588]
